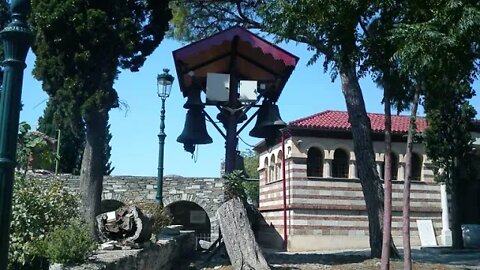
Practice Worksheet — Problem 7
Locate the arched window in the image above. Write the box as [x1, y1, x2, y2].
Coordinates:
[269, 155, 275, 183]
[410, 152, 423, 180]
[381, 152, 398, 180]
[263, 157, 269, 183]
[307, 147, 323, 177]
[276, 150, 283, 180]
[332, 149, 349, 178]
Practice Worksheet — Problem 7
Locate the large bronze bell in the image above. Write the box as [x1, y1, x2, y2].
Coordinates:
[183, 89, 204, 109]
[249, 103, 286, 138]
[177, 108, 213, 145]
[216, 109, 248, 128]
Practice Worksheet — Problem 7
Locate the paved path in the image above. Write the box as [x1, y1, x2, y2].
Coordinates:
[410, 248, 480, 268]
[263, 248, 480, 269]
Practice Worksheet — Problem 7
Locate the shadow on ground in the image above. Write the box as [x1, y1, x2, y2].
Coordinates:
[187, 248, 480, 270]
[410, 248, 480, 267]
[265, 251, 370, 265]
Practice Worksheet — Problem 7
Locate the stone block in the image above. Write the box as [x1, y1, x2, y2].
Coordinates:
[160, 225, 184, 236]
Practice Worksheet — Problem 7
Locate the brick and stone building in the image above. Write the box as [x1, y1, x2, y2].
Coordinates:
[256, 110, 480, 251]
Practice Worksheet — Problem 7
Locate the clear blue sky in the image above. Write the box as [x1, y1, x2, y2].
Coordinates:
[18, 38, 480, 178]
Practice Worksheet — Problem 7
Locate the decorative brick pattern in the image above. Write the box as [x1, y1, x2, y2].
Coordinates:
[258, 165, 443, 250]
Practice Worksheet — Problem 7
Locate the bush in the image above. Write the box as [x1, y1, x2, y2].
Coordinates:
[136, 202, 172, 234]
[8, 175, 78, 269]
[37, 220, 97, 264]
[223, 170, 249, 202]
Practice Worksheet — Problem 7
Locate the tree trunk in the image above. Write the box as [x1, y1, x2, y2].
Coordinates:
[96, 205, 153, 243]
[339, 63, 391, 258]
[451, 157, 464, 249]
[80, 110, 107, 240]
[381, 83, 393, 270]
[402, 87, 419, 270]
[217, 197, 270, 270]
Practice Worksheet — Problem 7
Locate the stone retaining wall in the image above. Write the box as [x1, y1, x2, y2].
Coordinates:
[37, 174, 225, 239]
[49, 231, 195, 270]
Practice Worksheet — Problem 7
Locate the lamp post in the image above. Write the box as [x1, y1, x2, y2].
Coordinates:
[0, 0, 32, 268]
[156, 69, 174, 206]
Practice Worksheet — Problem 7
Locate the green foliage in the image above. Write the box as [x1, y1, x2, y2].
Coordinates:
[16, 121, 56, 172]
[9, 175, 79, 269]
[241, 149, 259, 179]
[30, 0, 172, 233]
[240, 150, 260, 206]
[392, 1, 480, 80]
[104, 124, 115, 175]
[36, 220, 96, 265]
[38, 101, 115, 175]
[136, 202, 172, 234]
[223, 170, 249, 202]
[30, 0, 172, 173]
[169, 0, 259, 42]
[38, 100, 85, 174]
[424, 86, 476, 186]
[30, 0, 173, 118]
[389, 1, 479, 187]
[242, 180, 259, 207]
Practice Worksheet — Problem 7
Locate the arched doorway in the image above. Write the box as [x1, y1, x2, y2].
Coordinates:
[165, 201, 211, 246]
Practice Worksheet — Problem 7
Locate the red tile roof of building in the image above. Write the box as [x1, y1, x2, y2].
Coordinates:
[289, 110, 428, 134]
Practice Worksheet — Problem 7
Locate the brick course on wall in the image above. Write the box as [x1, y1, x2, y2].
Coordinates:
[258, 160, 443, 251]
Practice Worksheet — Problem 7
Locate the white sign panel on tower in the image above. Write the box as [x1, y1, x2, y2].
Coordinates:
[239, 80, 258, 102]
[206, 73, 230, 102]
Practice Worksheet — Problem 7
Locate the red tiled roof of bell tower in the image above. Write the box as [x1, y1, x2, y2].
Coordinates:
[289, 110, 428, 134]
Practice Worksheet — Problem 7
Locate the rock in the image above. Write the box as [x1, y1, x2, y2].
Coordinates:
[105, 211, 116, 222]
[99, 241, 118, 250]
[49, 263, 65, 270]
[160, 225, 183, 236]
[199, 240, 213, 250]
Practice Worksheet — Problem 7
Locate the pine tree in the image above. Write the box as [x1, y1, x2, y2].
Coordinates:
[30, 0, 172, 238]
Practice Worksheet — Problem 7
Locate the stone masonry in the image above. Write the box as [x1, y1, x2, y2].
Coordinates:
[51, 174, 225, 239]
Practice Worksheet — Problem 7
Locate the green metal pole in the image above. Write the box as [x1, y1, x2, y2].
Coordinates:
[156, 98, 166, 206]
[0, 1, 32, 268]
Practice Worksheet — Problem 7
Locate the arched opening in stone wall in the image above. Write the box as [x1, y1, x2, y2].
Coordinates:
[332, 148, 349, 178]
[165, 201, 211, 246]
[381, 152, 399, 180]
[307, 147, 323, 177]
[100, 199, 125, 214]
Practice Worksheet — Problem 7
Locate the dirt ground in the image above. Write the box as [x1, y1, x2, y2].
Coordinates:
[198, 261, 469, 270]
[189, 249, 480, 270]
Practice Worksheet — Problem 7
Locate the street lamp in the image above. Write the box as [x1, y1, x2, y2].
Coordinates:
[0, 0, 32, 268]
[156, 68, 174, 206]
